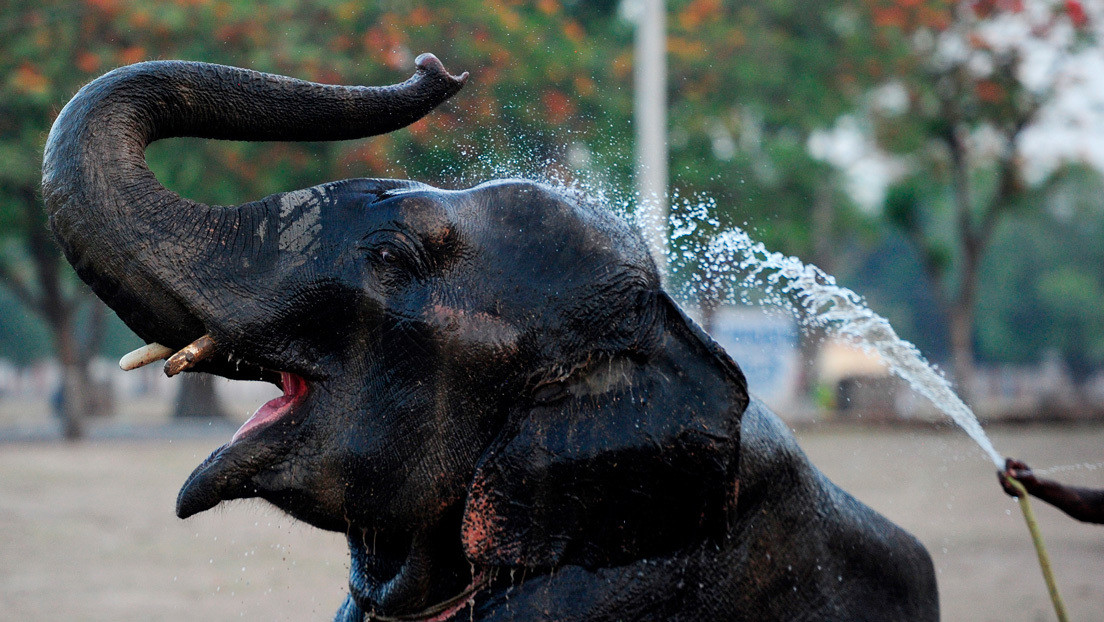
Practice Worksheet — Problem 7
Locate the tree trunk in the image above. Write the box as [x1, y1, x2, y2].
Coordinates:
[948, 296, 978, 407]
[1, 184, 119, 439]
[700, 295, 718, 335]
[948, 123, 980, 407]
[173, 373, 227, 419]
[53, 318, 86, 440]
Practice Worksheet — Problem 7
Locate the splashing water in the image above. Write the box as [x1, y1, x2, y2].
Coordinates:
[678, 222, 1005, 468]
[1032, 462, 1104, 476]
[627, 191, 1006, 467]
[596, 187, 1004, 467]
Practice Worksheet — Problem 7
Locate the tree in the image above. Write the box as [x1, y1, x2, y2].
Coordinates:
[978, 166, 1104, 388]
[0, 3, 123, 437]
[820, 0, 1103, 404]
[0, 180, 109, 438]
[663, 0, 880, 269]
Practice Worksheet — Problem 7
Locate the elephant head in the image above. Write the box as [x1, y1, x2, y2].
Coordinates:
[43, 59, 749, 619]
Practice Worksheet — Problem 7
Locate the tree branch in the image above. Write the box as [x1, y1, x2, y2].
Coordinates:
[977, 99, 1041, 252]
[0, 183, 77, 333]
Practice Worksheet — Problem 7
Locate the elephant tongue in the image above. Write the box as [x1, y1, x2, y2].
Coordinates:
[231, 372, 308, 443]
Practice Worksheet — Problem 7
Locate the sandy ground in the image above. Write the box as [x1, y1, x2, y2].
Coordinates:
[1, 420, 1102, 621]
[800, 424, 1104, 622]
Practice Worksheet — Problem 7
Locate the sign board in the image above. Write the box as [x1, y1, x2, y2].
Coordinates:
[708, 305, 800, 411]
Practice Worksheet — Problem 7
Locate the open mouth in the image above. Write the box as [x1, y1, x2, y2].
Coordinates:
[173, 367, 313, 519]
[120, 336, 310, 443]
[231, 371, 310, 443]
[119, 337, 318, 519]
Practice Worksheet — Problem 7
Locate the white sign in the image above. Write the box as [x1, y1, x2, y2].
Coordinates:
[708, 306, 800, 411]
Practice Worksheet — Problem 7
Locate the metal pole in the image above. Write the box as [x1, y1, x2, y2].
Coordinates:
[634, 0, 668, 277]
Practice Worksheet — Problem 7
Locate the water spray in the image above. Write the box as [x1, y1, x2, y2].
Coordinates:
[697, 227, 1006, 466]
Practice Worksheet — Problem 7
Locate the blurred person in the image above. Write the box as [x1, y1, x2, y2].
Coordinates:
[1000, 458, 1104, 524]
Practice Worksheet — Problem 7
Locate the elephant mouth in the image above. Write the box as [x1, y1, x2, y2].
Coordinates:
[174, 363, 316, 521]
[119, 338, 312, 445]
[231, 371, 310, 443]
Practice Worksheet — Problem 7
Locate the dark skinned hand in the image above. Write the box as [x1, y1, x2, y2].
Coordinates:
[1000, 458, 1039, 497]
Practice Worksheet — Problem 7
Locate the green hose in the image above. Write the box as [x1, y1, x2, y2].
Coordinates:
[1002, 475, 1069, 622]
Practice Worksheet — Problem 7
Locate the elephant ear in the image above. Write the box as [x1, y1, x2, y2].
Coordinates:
[462, 292, 749, 569]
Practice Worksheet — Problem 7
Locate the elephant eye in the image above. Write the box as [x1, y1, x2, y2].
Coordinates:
[370, 245, 407, 271]
[362, 234, 425, 283]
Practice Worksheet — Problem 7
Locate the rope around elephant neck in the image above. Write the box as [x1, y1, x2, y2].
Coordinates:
[366, 570, 490, 622]
[1003, 476, 1068, 622]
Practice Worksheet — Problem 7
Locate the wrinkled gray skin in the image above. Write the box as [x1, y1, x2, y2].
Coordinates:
[43, 58, 938, 621]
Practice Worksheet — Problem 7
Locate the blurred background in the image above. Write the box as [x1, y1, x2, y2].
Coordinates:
[2, 0, 1103, 620]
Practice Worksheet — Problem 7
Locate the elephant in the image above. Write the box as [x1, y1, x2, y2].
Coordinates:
[42, 56, 938, 621]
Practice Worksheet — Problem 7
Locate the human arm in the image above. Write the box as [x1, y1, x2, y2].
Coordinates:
[1000, 458, 1104, 525]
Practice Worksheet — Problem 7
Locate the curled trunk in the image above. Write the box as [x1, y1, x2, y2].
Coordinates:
[42, 56, 465, 350]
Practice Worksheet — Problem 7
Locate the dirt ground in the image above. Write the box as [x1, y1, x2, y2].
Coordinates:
[1, 421, 1101, 621]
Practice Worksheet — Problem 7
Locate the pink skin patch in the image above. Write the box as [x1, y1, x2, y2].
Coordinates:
[461, 481, 496, 559]
[231, 372, 309, 443]
[462, 477, 518, 564]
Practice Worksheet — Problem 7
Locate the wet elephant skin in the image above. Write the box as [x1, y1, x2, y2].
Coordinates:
[42, 59, 939, 621]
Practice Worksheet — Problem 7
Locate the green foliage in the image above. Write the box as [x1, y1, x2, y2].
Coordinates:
[665, 0, 880, 257]
[846, 0, 1104, 386]
[1, 1, 876, 324]
[977, 168, 1104, 377]
[841, 232, 950, 359]
[885, 180, 921, 234]
[0, 0, 639, 361]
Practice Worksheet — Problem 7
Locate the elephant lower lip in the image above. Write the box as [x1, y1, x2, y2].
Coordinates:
[230, 371, 309, 443]
[177, 371, 311, 519]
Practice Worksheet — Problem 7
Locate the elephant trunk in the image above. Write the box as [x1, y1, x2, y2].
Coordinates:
[42, 55, 465, 349]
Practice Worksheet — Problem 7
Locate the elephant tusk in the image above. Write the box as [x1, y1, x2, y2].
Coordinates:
[164, 334, 218, 377]
[119, 342, 174, 371]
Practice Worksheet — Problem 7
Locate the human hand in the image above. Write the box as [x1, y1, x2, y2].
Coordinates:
[999, 458, 1039, 497]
